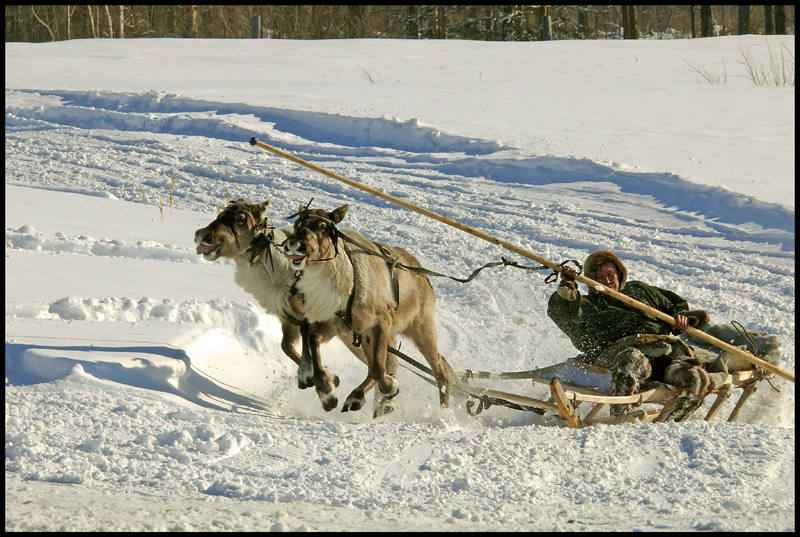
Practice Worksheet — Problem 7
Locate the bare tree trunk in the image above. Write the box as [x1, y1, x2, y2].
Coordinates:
[539, 6, 551, 41]
[31, 6, 56, 41]
[87, 6, 97, 38]
[621, 5, 629, 38]
[628, 5, 638, 39]
[405, 5, 418, 38]
[689, 5, 696, 37]
[54, 6, 63, 40]
[577, 8, 589, 39]
[66, 5, 75, 40]
[738, 6, 750, 35]
[192, 5, 199, 38]
[119, 5, 124, 38]
[764, 5, 774, 35]
[774, 5, 786, 34]
[104, 5, 113, 38]
[620, 6, 638, 39]
[700, 5, 712, 37]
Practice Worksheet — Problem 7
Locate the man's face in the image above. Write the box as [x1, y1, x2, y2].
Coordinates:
[594, 263, 620, 291]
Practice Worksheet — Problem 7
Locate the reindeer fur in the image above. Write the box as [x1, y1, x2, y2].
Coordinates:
[194, 199, 395, 415]
[284, 204, 455, 411]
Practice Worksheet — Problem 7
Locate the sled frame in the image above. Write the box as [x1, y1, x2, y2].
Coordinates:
[459, 361, 763, 428]
[388, 346, 767, 428]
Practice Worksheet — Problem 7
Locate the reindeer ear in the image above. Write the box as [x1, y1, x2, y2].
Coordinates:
[329, 204, 349, 224]
[252, 200, 271, 219]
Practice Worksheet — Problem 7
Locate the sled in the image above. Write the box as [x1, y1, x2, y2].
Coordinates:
[389, 347, 770, 428]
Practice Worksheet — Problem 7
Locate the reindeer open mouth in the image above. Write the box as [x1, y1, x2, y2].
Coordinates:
[283, 250, 307, 268]
[195, 243, 221, 259]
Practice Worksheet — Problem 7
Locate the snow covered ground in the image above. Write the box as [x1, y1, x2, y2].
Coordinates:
[5, 36, 795, 531]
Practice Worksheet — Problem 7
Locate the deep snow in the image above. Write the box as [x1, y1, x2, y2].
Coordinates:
[5, 36, 795, 531]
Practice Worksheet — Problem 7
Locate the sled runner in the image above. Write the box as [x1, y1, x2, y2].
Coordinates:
[389, 346, 772, 428]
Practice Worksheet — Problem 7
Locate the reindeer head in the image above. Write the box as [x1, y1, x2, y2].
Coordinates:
[283, 202, 349, 271]
[194, 199, 272, 261]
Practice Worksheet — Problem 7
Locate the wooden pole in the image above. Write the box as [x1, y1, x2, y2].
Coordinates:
[248, 138, 794, 383]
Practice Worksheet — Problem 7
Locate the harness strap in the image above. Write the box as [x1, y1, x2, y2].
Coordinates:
[334, 229, 550, 285]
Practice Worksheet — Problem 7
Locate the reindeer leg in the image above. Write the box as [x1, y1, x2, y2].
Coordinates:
[370, 325, 399, 398]
[342, 377, 376, 413]
[372, 338, 398, 418]
[281, 320, 315, 390]
[430, 355, 452, 408]
[305, 322, 338, 412]
[410, 318, 451, 409]
[297, 321, 315, 390]
[297, 321, 340, 392]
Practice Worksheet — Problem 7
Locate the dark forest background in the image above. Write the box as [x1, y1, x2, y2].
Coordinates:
[6, 6, 795, 43]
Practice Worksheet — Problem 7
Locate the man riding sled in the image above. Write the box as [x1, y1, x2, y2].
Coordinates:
[547, 250, 782, 422]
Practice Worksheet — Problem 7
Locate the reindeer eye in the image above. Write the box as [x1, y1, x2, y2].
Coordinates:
[235, 213, 247, 225]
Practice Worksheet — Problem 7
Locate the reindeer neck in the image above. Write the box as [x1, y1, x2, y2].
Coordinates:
[293, 249, 354, 323]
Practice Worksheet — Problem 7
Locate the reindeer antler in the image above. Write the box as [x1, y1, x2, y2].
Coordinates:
[287, 197, 315, 220]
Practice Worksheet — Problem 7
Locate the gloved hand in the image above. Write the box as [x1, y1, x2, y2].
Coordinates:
[559, 266, 579, 284]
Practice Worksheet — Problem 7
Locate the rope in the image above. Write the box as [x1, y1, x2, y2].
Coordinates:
[386, 345, 545, 416]
[285, 198, 578, 285]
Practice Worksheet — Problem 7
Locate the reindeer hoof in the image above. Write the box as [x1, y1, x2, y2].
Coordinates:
[298, 377, 314, 390]
[315, 375, 338, 412]
[297, 362, 314, 389]
[342, 392, 366, 412]
[320, 393, 338, 412]
[373, 400, 396, 419]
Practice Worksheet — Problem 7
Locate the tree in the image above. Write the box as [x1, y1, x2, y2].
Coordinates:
[577, 8, 590, 39]
[764, 5, 774, 34]
[738, 5, 750, 35]
[775, 5, 787, 34]
[700, 5, 712, 36]
[620, 6, 638, 39]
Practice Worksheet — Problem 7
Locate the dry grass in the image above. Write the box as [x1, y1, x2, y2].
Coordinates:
[359, 65, 381, 84]
[684, 39, 794, 87]
[683, 58, 728, 84]
[141, 172, 181, 220]
[737, 40, 795, 87]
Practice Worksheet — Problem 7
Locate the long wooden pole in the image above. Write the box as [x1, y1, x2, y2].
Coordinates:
[249, 138, 794, 383]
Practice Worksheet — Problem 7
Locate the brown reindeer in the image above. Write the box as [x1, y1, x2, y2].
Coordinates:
[193, 199, 396, 416]
[283, 202, 455, 412]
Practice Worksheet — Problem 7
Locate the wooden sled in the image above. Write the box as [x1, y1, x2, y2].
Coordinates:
[387, 345, 770, 427]
[447, 358, 768, 428]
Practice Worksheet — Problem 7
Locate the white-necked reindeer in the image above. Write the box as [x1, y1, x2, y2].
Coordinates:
[193, 199, 395, 416]
[283, 202, 455, 412]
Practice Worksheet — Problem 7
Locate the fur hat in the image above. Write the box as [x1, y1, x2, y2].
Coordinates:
[584, 250, 628, 292]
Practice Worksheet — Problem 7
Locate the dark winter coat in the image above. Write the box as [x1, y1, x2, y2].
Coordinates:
[547, 251, 690, 363]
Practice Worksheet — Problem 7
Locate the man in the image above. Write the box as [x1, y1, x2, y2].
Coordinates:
[547, 250, 780, 421]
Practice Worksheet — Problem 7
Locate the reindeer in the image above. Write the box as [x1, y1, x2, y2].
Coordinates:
[193, 199, 395, 416]
[283, 202, 455, 412]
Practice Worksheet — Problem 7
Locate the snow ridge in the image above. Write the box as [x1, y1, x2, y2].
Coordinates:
[6, 89, 793, 250]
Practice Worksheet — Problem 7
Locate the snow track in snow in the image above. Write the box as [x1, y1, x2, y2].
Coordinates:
[6, 89, 793, 249]
[5, 88, 794, 428]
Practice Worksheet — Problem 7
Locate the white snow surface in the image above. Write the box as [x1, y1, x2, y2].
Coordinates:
[5, 36, 795, 531]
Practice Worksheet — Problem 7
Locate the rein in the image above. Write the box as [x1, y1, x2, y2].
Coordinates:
[286, 199, 582, 285]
